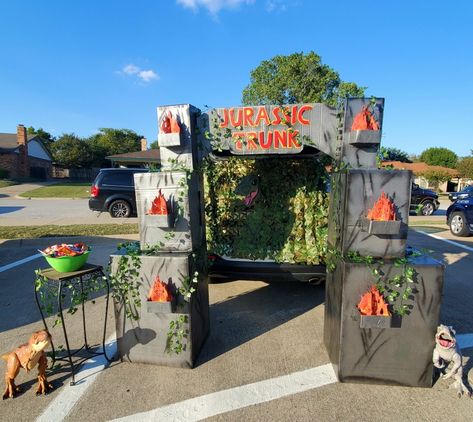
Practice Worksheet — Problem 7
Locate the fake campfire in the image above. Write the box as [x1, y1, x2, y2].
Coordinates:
[361, 192, 401, 235]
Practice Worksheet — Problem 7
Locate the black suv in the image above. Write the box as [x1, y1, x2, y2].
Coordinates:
[89, 168, 149, 217]
[410, 183, 440, 216]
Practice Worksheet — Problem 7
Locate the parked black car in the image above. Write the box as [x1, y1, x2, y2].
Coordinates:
[89, 168, 149, 217]
[410, 183, 440, 216]
[446, 197, 473, 236]
[448, 185, 473, 202]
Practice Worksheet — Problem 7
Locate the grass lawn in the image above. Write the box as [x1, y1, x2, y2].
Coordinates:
[0, 224, 138, 239]
[20, 182, 91, 198]
[0, 180, 19, 188]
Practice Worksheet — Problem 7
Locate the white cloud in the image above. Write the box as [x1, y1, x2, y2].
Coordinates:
[176, 0, 254, 15]
[123, 64, 140, 75]
[265, 0, 287, 13]
[120, 64, 159, 83]
[137, 69, 159, 82]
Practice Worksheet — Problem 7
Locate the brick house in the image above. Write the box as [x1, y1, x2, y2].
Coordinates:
[0, 124, 53, 179]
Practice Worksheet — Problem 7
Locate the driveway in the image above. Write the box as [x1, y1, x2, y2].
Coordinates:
[1, 229, 472, 421]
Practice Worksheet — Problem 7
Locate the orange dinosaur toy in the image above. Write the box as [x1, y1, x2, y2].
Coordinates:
[2, 330, 53, 399]
[358, 286, 391, 316]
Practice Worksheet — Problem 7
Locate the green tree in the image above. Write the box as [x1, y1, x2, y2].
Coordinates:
[149, 139, 159, 149]
[27, 126, 55, 147]
[242, 51, 365, 106]
[419, 169, 452, 191]
[86, 128, 142, 166]
[50, 134, 94, 168]
[456, 157, 473, 179]
[379, 147, 411, 162]
[419, 147, 458, 168]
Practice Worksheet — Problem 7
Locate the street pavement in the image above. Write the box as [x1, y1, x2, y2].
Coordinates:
[0, 182, 137, 225]
[1, 229, 473, 421]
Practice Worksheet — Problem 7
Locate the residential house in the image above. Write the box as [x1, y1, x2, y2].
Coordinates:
[0, 124, 53, 179]
[381, 161, 460, 192]
[106, 138, 161, 168]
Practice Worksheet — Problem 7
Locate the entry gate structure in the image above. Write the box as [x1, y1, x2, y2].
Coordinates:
[110, 98, 444, 386]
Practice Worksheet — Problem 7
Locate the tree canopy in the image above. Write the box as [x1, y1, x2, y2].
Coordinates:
[50, 134, 94, 168]
[27, 126, 55, 147]
[419, 147, 458, 168]
[456, 157, 473, 179]
[379, 147, 411, 163]
[242, 51, 365, 107]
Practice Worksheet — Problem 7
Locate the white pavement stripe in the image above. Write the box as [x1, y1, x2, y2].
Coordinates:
[0, 253, 42, 273]
[417, 231, 473, 253]
[458, 333, 473, 350]
[36, 335, 117, 422]
[111, 364, 338, 422]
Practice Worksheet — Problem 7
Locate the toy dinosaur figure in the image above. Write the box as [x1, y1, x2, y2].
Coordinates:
[234, 175, 261, 207]
[2, 330, 53, 399]
[433, 324, 471, 398]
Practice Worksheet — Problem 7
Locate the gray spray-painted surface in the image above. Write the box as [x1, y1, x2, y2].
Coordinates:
[134, 171, 204, 252]
[111, 253, 209, 368]
[324, 256, 444, 387]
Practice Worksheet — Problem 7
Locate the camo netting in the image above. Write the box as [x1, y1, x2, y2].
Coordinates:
[204, 157, 329, 265]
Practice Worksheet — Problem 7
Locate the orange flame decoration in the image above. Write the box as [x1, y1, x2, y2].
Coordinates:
[357, 285, 391, 316]
[148, 276, 174, 302]
[146, 190, 168, 215]
[351, 106, 380, 131]
[367, 192, 396, 221]
[160, 111, 180, 134]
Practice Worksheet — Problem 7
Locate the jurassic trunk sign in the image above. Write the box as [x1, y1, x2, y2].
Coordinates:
[207, 104, 338, 156]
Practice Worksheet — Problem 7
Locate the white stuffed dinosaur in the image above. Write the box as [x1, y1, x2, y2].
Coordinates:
[433, 324, 471, 398]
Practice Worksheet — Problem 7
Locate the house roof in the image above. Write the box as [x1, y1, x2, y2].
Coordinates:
[381, 161, 459, 176]
[0, 133, 37, 152]
[106, 149, 161, 164]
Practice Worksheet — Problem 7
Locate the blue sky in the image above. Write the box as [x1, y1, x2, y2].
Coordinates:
[1, 0, 472, 156]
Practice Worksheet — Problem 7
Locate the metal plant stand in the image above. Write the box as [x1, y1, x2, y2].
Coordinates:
[34, 263, 112, 385]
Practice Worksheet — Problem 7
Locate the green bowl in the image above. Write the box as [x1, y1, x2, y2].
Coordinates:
[44, 251, 90, 273]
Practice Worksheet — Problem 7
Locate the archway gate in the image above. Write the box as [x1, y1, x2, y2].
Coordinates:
[110, 99, 444, 386]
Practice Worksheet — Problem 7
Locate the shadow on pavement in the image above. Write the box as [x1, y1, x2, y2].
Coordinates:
[0, 206, 24, 214]
[197, 281, 325, 364]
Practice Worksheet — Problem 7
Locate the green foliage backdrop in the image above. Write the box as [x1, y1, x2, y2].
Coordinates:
[204, 157, 329, 265]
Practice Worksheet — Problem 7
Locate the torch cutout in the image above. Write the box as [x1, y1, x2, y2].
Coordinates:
[160, 111, 180, 134]
[367, 192, 396, 221]
[358, 285, 391, 316]
[148, 276, 174, 302]
[147, 190, 168, 215]
[351, 106, 380, 131]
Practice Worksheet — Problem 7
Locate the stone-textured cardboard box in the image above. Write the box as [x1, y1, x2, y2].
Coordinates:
[111, 253, 209, 368]
[328, 169, 412, 258]
[134, 172, 205, 252]
[324, 256, 444, 387]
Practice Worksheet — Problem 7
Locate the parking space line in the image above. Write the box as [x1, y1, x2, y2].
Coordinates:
[111, 364, 338, 422]
[36, 335, 117, 422]
[417, 231, 473, 253]
[0, 253, 42, 273]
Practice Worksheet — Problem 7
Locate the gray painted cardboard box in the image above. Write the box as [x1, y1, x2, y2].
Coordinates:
[134, 172, 205, 252]
[324, 255, 444, 387]
[111, 253, 209, 368]
[328, 169, 412, 258]
[157, 104, 201, 171]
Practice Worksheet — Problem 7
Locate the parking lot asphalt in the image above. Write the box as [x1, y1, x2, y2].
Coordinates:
[1, 229, 473, 421]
